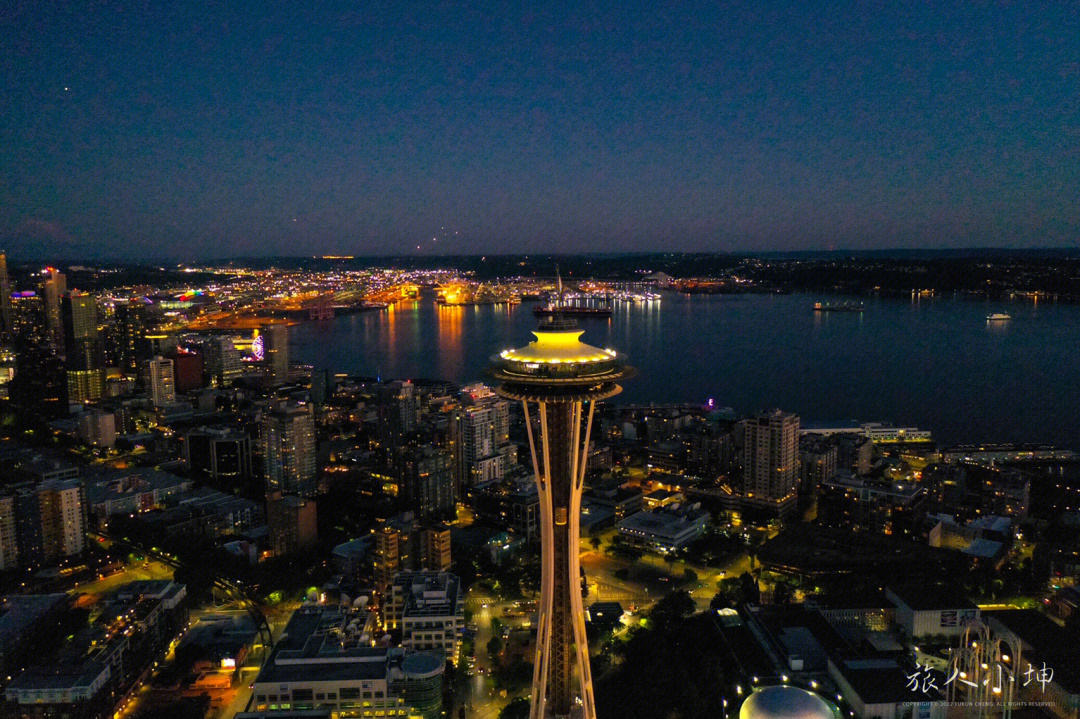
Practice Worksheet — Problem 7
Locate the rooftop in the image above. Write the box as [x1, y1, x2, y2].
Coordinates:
[886, 584, 977, 612]
[0, 594, 69, 645]
[392, 572, 462, 619]
[617, 502, 708, 540]
[255, 606, 392, 685]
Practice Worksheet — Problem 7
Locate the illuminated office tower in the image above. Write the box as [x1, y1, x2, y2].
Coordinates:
[204, 335, 243, 386]
[42, 268, 66, 348]
[146, 355, 177, 406]
[114, 299, 148, 372]
[490, 315, 633, 719]
[0, 252, 12, 338]
[62, 292, 106, 403]
[262, 404, 317, 497]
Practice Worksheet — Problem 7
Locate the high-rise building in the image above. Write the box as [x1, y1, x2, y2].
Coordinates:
[422, 525, 452, 572]
[262, 323, 290, 385]
[0, 345, 16, 400]
[9, 484, 44, 568]
[0, 252, 13, 339]
[61, 292, 97, 348]
[38, 479, 86, 562]
[262, 404, 317, 497]
[450, 384, 515, 489]
[146, 355, 176, 406]
[169, 348, 203, 392]
[311, 368, 334, 406]
[742, 409, 801, 518]
[9, 343, 66, 420]
[42, 268, 66, 348]
[372, 512, 451, 591]
[0, 494, 19, 571]
[800, 436, 838, 497]
[490, 313, 633, 719]
[377, 379, 419, 445]
[62, 292, 106, 403]
[113, 299, 148, 373]
[402, 446, 455, 521]
[183, 426, 252, 481]
[77, 409, 117, 448]
[267, 493, 318, 556]
[202, 335, 243, 386]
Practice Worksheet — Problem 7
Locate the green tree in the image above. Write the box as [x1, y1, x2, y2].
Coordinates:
[590, 536, 603, 552]
[649, 590, 696, 632]
[773, 582, 793, 605]
[487, 636, 504, 660]
[500, 697, 531, 719]
[739, 572, 760, 604]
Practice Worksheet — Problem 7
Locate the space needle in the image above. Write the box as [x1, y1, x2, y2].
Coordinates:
[490, 285, 634, 719]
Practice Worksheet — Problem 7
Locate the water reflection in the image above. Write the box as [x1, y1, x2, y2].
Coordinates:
[290, 293, 1080, 446]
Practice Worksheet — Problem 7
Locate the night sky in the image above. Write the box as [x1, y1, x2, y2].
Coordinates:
[2, 2, 1078, 259]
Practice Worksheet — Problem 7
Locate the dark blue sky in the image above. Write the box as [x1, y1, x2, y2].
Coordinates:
[2, 2, 1078, 259]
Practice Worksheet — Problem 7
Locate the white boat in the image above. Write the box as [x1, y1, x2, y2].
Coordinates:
[987, 313, 1012, 321]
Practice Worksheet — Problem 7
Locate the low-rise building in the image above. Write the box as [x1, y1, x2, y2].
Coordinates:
[466, 477, 540, 542]
[0, 594, 70, 677]
[137, 487, 264, 539]
[817, 473, 928, 537]
[585, 481, 644, 520]
[84, 469, 193, 519]
[249, 605, 444, 719]
[983, 609, 1080, 719]
[885, 584, 979, 639]
[3, 581, 187, 719]
[617, 501, 709, 553]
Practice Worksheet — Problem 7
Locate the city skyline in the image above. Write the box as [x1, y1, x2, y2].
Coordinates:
[1, 252, 1079, 719]
[2, 5, 1080, 719]
[4, 3, 1079, 259]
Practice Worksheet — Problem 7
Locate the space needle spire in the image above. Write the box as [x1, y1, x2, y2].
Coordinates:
[490, 305, 634, 719]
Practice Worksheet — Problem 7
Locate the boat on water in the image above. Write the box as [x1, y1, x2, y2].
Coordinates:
[532, 266, 613, 317]
[533, 304, 612, 318]
[987, 313, 1012, 321]
[813, 302, 865, 313]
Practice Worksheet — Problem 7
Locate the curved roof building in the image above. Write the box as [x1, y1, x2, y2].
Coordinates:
[739, 686, 839, 719]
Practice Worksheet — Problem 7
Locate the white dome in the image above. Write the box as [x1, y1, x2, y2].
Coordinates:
[739, 687, 835, 719]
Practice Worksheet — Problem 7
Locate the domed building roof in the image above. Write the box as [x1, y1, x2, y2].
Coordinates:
[739, 686, 837, 719]
[401, 652, 444, 679]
